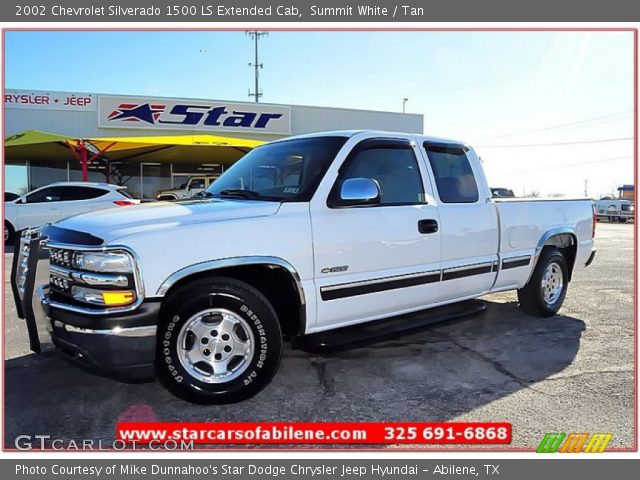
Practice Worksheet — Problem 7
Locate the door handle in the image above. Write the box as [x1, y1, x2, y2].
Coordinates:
[418, 219, 438, 234]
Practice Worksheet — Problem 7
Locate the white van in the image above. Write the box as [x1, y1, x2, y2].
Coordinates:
[594, 198, 634, 223]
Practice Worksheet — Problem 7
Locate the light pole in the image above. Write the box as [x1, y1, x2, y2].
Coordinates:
[402, 98, 408, 113]
[246, 31, 268, 102]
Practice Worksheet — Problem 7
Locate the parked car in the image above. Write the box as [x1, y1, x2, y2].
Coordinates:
[156, 176, 219, 201]
[13, 131, 596, 404]
[4, 182, 139, 244]
[490, 187, 515, 198]
[5, 192, 20, 202]
[594, 198, 634, 223]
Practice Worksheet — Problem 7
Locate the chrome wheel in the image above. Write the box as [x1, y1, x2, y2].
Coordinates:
[541, 262, 564, 306]
[176, 308, 254, 384]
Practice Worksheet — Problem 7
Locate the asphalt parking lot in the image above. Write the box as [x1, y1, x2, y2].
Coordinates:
[3, 222, 635, 450]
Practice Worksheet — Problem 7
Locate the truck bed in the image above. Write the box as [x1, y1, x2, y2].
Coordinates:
[491, 198, 595, 291]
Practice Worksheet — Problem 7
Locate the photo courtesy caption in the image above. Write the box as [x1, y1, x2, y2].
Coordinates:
[15, 464, 411, 476]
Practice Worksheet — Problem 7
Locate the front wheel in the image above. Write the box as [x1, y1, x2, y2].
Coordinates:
[156, 277, 282, 404]
[517, 248, 569, 317]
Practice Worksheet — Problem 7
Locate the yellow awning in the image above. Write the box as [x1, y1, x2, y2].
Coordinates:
[5, 129, 75, 147]
[90, 134, 264, 150]
[4, 130, 265, 165]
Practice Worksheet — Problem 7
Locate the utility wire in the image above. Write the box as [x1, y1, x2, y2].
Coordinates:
[497, 154, 633, 174]
[488, 111, 633, 139]
[478, 136, 633, 148]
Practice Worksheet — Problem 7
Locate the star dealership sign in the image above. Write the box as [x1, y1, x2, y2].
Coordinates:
[99, 95, 291, 135]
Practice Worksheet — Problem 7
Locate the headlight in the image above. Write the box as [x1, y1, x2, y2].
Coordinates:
[71, 286, 136, 306]
[72, 251, 133, 273]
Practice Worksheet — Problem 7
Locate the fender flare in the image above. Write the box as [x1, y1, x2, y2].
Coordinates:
[527, 227, 577, 284]
[155, 256, 307, 331]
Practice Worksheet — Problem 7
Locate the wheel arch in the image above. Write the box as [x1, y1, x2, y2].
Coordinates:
[156, 257, 307, 337]
[157, 194, 178, 201]
[529, 227, 578, 282]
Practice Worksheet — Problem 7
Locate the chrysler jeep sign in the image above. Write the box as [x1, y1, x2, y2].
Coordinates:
[98, 95, 291, 134]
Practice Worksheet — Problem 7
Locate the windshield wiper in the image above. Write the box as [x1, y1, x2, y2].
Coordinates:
[216, 189, 263, 199]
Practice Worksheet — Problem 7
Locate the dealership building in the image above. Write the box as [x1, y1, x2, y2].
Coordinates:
[4, 89, 423, 200]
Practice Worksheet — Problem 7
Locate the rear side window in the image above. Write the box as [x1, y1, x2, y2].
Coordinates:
[25, 186, 106, 203]
[423, 143, 479, 203]
[54, 186, 109, 201]
[336, 143, 425, 206]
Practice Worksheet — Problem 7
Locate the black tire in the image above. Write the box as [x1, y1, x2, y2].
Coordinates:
[4, 222, 15, 246]
[156, 276, 282, 404]
[517, 248, 569, 317]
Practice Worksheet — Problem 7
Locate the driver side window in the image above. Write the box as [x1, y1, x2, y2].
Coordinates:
[334, 143, 426, 206]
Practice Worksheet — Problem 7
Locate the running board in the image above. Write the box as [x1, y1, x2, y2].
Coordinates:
[293, 299, 486, 353]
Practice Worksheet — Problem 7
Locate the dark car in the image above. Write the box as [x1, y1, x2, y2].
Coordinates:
[491, 187, 515, 198]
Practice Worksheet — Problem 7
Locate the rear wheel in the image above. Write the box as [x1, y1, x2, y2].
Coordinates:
[517, 248, 569, 317]
[156, 277, 282, 404]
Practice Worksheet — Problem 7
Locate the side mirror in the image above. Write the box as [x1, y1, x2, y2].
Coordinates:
[19, 195, 26, 204]
[338, 178, 380, 206]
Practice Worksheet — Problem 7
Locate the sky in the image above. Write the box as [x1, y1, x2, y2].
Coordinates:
[3, 30, 635, 198]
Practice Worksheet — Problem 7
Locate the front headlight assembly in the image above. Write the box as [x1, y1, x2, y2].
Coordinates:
[48, 247, 141, 310]
[71, 251, 133, 273]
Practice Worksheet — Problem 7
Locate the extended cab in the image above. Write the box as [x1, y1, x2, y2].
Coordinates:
[12, 131, 596, 404]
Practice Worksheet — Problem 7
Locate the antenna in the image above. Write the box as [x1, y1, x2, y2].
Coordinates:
[246, 31, 268, 102]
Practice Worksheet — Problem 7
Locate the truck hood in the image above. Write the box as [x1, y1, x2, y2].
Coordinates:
[52, 199, 281, 244]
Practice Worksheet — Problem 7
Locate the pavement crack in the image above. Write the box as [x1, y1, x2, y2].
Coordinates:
[444, 336, 552, 397]
[311, 358, 335, 396]
[303, 357, 336, 418]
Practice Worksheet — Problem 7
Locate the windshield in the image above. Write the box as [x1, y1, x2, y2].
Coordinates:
[206, 136, 348, 202]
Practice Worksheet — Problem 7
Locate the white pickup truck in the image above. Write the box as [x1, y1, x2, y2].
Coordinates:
[12, 130, 596, 404]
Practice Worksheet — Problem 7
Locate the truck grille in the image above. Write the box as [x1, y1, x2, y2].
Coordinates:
[45, 244, 140, 311]
[49, 248, 73, 268]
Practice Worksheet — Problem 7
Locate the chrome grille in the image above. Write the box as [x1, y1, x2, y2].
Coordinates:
[49, 248, 73, 268]
[50, 269, 72, 293]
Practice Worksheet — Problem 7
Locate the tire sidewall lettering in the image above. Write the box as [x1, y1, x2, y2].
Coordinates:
[160, 293, 274, 393]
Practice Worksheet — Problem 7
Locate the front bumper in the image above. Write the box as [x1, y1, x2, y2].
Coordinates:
[39, 287, 159, 382]
[11, 229, 159, 382]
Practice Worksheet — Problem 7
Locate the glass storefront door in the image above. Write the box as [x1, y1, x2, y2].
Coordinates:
[140, 163, 172, 201]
